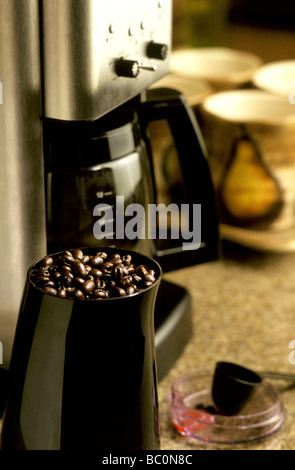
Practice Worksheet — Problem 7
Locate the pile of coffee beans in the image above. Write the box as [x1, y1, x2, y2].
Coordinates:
[30, 249, 157, 300]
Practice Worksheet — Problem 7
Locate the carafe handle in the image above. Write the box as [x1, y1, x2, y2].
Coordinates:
[139, 87, 219, 271]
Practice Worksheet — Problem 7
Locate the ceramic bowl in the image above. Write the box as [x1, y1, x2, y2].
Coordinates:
[150, 73, 212, 107]
[202, 89, 295, 126]
[170, 47, 263, 90]
[253, 60, 295, 99]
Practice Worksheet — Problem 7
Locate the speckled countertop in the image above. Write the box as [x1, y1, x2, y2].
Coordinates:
[158, 240, 295, 450]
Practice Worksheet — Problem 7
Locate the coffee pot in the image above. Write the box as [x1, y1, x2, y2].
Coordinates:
[44, 87, 218, 272]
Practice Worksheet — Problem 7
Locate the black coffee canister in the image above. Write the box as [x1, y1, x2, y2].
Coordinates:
[1, 247, 161, 450]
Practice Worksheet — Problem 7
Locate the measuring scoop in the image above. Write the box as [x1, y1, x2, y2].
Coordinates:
[212, 361, 295, 415]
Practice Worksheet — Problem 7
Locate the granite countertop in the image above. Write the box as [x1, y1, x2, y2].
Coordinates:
[158, 240, 295, 450]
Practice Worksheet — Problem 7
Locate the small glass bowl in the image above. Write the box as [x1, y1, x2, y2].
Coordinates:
[169, 369, 285, 444]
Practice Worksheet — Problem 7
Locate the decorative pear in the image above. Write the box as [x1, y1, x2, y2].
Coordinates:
[219, 136, 283, 228]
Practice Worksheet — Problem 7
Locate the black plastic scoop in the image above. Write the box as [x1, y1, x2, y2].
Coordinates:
[212, 361, 295, 415]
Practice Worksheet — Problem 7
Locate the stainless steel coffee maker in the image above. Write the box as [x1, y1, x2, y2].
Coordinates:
[0, 0, 218, 375]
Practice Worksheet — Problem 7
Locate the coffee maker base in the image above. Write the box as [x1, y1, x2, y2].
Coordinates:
[155, 280, 192, 381]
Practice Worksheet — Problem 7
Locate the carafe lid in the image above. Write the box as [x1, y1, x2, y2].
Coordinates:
[44, 109, 141, 168]
[90, 109, 140, 162]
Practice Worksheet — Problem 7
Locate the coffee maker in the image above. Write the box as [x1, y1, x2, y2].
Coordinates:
[0, 0, 218, 378]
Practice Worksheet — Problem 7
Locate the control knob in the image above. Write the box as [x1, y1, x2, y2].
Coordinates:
[146, 42, 168, 60]
[115, 58, 158, 78]
[115, 59, 140, 78]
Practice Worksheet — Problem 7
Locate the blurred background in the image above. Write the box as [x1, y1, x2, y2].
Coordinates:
[172, 0, 295, 60]
[149, 0, 295, 250]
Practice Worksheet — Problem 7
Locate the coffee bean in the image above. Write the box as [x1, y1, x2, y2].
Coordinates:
[36, 275, 50, 283]
[107, 279, 116, 290]
[126, 265, 135, 274]
[144, 281, 153, 287]
[64, 250, 73, 257]
[126, 285, 135, 295]
[132, 274, 142, 285]
[60, 275, 73, 287]
[103, 261, 113, 270]
[74, 289, 85, 300]
[58, 288, 67, 298]
[144, 274, 156, 283]
[122, 254, 132, 265]
[60, 265, 72, 274]
[119, 275, 132, 287]
[93, 289, 108, 299]
[72, 249, 84, 259]
[89, 255, 104, 267]
[43, 286, 57, 296]
[62, 253, 74, 264]
[109, 255, 122, 266]
[112, 266, 124, 281]
[43, 256, 54, 267]
[81, 279, 95, 294]
[136, 265, 148, 276]
[44, 280, 55, 287]
[72, 260, 88, 277]
[37, 266, 50, 275]
[114, 286, 126, 297]
[73, 277, 85, 288]
[66, 287, 75, 293]
[122, 267, 129, 276]
[96, 279, 107, 289]
[90, 268, 103, 278]
[102, 272, 112, 281]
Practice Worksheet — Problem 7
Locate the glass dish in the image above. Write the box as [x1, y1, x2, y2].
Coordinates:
[169, 369, 285, 444]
